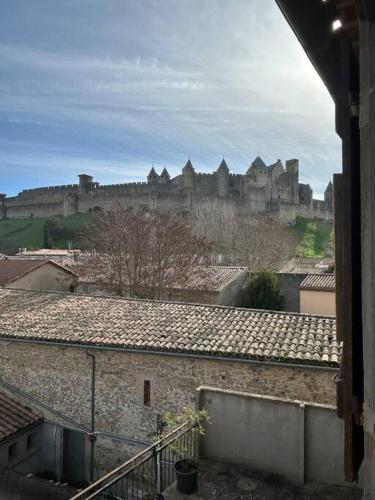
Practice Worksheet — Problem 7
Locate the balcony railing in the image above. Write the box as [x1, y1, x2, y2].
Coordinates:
[70, 421, 196, 500]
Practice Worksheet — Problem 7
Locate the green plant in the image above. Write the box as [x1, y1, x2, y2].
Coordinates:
[161, 407, 209, 470]
[241, 269, 284, 310]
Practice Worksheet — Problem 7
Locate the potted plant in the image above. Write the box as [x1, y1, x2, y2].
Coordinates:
[162, 407, 209, 495]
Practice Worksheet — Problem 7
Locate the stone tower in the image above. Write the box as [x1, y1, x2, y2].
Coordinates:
[182, 159, 195, 190]
[217, 158, 230, 197]
[147, 167, 159, 185]
[285, 159, 299, 204]
[159, 167, 170, 185]
[63, 193, 78, 216]
[0, 194, 6, 220]
[79, 174, 94, 192]
[324, 180, 333, 210]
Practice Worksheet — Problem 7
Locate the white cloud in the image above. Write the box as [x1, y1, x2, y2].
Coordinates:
[0, 0, 341, 197]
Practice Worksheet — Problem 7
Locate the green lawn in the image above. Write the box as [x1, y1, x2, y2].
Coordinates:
[289, 216, 333, 259]
[0, 213, 94, 254]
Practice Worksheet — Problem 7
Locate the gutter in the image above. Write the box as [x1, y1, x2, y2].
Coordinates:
[87, 351, 96, 483]
[0, 336, 338, 372]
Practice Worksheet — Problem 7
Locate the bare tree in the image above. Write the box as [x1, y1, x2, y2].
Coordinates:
[81, 204, 212, 299]
[235, 216, 296, 271]
[192, 200, 296, 271]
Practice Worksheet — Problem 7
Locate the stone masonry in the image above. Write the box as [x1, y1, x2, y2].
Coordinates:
[0, 157, 333, 224]
[0, 341, 337, 475]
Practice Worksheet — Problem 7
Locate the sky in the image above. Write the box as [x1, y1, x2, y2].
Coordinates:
[0, 0, 341, 198]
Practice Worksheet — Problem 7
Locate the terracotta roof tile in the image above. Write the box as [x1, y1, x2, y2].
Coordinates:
[300, 274, 335, 291]
[0, 259, 51, 285]
[0, 259, 77, 286]
[0, 391, 43, 442]
[69, 265, 248, 292]
[0, 289, 339, 367]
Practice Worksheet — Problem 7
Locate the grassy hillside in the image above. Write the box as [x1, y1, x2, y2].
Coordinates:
[289, 216, 333, 259]
[0, 213, 333, 259]
[0, 214, 93, 254]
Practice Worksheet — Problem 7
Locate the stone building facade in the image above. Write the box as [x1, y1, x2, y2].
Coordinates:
[0, 342, 337, 478]
[0, 288, 339, 477]
[0, 157, 333, 224]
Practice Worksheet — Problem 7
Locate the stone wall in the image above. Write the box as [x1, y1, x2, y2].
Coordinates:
[1, 160, 333, 223]
[0, 340, 337, 475]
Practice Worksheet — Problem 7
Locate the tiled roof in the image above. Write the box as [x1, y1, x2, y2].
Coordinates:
[0, 259, 77, 286]
[0, 289, 339, 366]
[0, 391, 43, 442]
[16, 249, 80, 257]
[69, 265, 248, 292]
[0, 259, 50, 285]
[300, 274, 335, 291]
[183, 266, 247, 292]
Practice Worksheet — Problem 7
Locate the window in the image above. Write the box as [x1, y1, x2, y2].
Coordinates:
[27, 433, 36, 450]
[8, 442, 18, 462]
[143, 380, 151, 406]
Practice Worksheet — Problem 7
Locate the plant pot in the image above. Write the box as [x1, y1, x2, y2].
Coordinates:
[175, 459, 199, 494]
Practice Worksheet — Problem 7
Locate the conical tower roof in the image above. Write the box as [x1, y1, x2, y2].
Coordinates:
[160, 167, 170, 178]
[252, 156, 266, 168]
[183, 158, 195, 171]
[325, 180, 333, 192]
[217, 158, 229, 174]
[148, 166, 158, 177]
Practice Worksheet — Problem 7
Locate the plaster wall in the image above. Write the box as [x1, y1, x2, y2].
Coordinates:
[199, 387, 347, 487]
[5, 262, 76, 292]
[0, 425, 42, 474]
[300, 290, 336, 316]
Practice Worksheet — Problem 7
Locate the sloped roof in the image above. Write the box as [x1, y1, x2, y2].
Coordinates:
[183, 159, 195, 170]
[0, 288, 339, 366]
[160, 167, 170, 178]
[0, 259, 77, 286]
[0, 391, 43, 442]
[300, 274, 335, 292]
[148, 167, 158, 177]
[217, 159, 229, 173]
[325, 181, 333, 192]
[16, 249, 79, 257]
[68, 265, 247, 292]
[252, 156, 267, 169]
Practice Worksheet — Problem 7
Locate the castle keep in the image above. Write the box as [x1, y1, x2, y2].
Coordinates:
[0, 157, 333, 223]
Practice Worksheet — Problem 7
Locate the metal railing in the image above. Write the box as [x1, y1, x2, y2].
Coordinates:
[70, 421, 196, 500]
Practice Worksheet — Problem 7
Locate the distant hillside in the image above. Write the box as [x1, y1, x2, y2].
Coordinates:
[289, 216, 333, 259]
[0, 214, 333, 259]
[0, 214, 93, 254]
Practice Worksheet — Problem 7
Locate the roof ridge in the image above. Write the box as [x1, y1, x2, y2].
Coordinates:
[0, 287, 336, 320]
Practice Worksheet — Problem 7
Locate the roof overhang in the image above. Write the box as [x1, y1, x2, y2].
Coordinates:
[274, 1, 375, 102]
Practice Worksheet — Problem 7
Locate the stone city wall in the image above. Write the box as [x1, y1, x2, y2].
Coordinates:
[1, 160, 333, 222]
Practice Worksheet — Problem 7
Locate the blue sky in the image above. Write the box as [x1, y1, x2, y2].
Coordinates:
[0, 0, 341, 198]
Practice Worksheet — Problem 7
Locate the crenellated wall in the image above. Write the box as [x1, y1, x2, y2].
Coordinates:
[0, 158, 333, 223]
